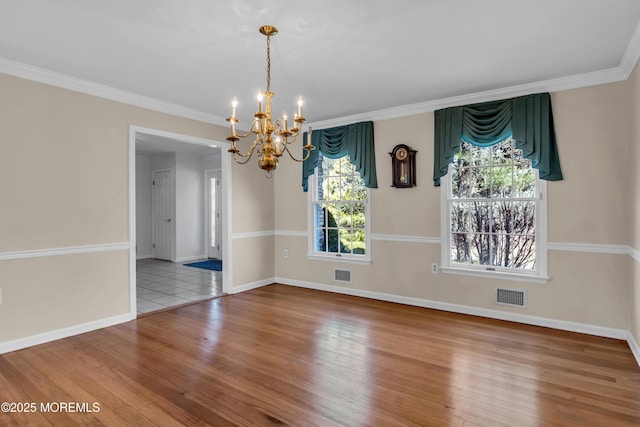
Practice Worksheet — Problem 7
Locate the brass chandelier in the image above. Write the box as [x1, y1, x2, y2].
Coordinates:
[226, 25, 315, 175]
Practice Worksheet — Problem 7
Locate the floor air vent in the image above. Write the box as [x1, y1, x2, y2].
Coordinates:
[495, 287, 526, 308]
[334, 268, 351, 283]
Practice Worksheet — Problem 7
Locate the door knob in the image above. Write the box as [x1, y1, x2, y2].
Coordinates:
[165, 218, 172, 222]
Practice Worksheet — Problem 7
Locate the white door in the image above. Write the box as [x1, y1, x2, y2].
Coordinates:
[152, 169, 174, 261]
[206, 170, 222, 259]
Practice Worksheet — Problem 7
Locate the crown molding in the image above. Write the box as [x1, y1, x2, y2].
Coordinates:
[307, 21, 640, 130]
[3, 15, 640, 133]
[308, 66, 626, 129]
[0, 57, 228, 127]
[621, 19, 640, 78]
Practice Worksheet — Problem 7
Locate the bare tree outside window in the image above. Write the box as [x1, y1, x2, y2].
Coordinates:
[449, 139, 537, 270]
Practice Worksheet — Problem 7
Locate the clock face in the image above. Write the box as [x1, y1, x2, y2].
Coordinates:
[395, 147, 408, 161]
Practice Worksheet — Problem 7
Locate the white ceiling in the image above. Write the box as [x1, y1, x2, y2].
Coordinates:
[1, 0, 640, 130]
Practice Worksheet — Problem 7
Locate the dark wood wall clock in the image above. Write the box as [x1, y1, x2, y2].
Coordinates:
[390, 144, 417, 188]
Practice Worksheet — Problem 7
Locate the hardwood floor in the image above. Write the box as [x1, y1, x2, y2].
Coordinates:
[1, 284, 640, 426]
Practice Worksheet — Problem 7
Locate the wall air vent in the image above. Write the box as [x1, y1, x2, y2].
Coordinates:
[495, 287, 527, 308]
[334, 268, 351, 283]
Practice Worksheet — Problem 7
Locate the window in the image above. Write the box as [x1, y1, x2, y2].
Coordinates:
[441, 138, 547, 281]
[308, 153, 370, 262]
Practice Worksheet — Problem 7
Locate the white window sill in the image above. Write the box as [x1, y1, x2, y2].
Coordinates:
[440, 266, 549, 284]
[307, 253, 372, 265]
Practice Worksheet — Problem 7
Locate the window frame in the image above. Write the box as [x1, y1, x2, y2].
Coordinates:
[440, 143, 548, 284]
[307, 156, 372, 265]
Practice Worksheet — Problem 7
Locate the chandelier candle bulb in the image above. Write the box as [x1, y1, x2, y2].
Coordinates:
[231, 97, 237, 117]
[257, 91, 263, 113]
[298, 97, 303, 117]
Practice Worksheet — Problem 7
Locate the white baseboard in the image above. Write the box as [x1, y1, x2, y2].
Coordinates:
[175, 255, 207, 263]
[231, 278, 273, 294]
[628, 332, 640, 367]
[0, 312, 135, 355]
[136, 254, 153, 260]
[273, 277, 629, 340]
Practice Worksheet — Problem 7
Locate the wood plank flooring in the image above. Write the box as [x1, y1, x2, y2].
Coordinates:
[1, 284, 640, 426]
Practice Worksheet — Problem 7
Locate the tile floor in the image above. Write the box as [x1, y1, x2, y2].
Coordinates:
[136, 258, 223, 315]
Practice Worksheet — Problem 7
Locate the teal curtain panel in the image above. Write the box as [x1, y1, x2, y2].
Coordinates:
[433, 93, 563, 186]
[302, 121, 378, 191]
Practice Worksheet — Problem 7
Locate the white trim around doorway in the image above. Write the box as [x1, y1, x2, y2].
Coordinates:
[128, 126, 233, 317]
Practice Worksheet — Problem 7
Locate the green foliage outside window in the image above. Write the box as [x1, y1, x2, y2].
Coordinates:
[315, 155, 367, 255]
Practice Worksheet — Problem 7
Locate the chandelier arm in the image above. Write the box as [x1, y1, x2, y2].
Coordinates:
[282, 145, 312, 163]
[233, 140, 260, 159]
[233, 127, 256, 139]
[232, 152, 254, 165]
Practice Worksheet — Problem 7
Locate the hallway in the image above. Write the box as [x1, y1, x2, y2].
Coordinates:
[136, 259, 223, 315]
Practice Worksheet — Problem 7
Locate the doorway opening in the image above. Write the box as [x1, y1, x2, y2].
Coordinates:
[206, 169, 222, 259]
[128, 126, 232, 316]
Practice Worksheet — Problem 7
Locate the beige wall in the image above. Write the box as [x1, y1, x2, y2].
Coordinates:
[275, 80, 634, 331]
[629, 62, 640, 343]
[0, 73, 274, 345]
[550, 82, 631, 245]
[2, 61, 640, 348]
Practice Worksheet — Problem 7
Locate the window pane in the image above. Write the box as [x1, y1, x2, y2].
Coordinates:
[338, 203, 352, 228]
[491, 141, 513, 166]
[513, 201, 536, 235]
[451, 165, 462, 198]
[339, 229, 352, 254]
[492, 201, 512, 234]
[510, 235, 536, 269]
[321, 156, 336, 176]
[342, 178, 355, 201]
[468, 233, 490, 265]
[353, 230, 366, 255]
[492, 234, 511, 267]
[451, 202, 470, 232]
[489, 234, 537, 269]
[451, 233, 470, 264]
[326, 227, 340, 253]
[323, 177, 341, 201]
[491, 166, 513, 198]
[316, 176, 325, 200]
[493, 234, 537, 269]
[455, 142, 488, 168]
[448, 139, 537, 273]
[314, 203, 325, 228]
[353, 203, 366, 229]
[313, 153, 368, 258]
[514, 163, 536, 198]
[468, 167, 489, 198]
[314, 228, 326, 252]
[469, 202, 490, 233]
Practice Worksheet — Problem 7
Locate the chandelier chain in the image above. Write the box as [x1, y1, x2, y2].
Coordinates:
[266, 35, 271, 92]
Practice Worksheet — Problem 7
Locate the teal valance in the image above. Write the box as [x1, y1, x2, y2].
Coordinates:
[302, 121, 378, 191]
[433, 93, 563, 186]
